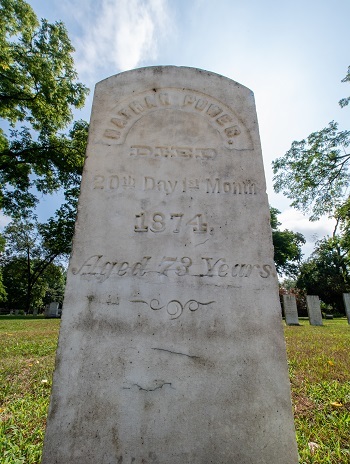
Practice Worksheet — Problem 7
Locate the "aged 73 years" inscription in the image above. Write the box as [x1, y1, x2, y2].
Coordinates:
[42, 66, 298, 464]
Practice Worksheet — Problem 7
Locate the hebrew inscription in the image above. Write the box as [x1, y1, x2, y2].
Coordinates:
[130, 145, 217, 160]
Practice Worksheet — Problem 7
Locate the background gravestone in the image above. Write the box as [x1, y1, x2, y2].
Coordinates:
[45, 301, 60, 318]
[306, 295, 323, 326]
[283, 294, 300, 325]
[342, 293, 350, 324]
[42, 66, 298, 464]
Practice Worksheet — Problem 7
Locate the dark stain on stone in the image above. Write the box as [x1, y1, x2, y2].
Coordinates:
[112, 426, 120, 459]
[149, 451, 159, 463]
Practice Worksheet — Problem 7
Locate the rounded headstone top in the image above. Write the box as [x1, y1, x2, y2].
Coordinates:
[97, 65, 251, 92]
[91, 65, 258, 153]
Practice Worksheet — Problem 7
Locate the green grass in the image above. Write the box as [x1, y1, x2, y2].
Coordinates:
[0, 317, 60, 464]
[285, 318, 350, 463]
[0, 316, 349, 463]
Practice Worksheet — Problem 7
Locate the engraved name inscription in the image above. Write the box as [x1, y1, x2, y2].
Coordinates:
[93, 174, 257, 196]
[72, 255, 274, 282]
[130, 299, 216, 320]
[102, 88, 253, 150]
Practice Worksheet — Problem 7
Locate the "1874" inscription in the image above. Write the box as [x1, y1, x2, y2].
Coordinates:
[134, 212, 214, 234]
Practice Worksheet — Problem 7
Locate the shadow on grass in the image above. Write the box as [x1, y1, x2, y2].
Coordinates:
[0, 315, 46, 320]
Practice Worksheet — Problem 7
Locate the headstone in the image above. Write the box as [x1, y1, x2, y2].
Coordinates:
[283, 294, 300, 325]
[42, 67, 298, 464]
[45, 301, 60, 318]
[306, 295, 323, 325]
[342, 293, 350, 324]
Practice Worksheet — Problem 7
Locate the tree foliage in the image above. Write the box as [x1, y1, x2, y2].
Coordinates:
[270, 207, 305, 277]
[296, 236, 350, 313]
[0, 1, 90, 310]
[2, 216, 70, 311]
[0, 232, 7, 301]
[0, 0, 87, 131]
[272, 66, 350, 221]
[272, 65, 350, 311]
[0, 0, 89, 217]
[1, 257, 65, 311]
[339, 65, 350, 108]
[0, 120, 88, 216]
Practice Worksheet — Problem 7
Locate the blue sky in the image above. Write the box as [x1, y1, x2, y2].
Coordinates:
[8, 0, 350, 256]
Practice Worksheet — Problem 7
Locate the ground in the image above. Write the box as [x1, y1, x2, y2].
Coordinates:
[0, 316, 349, 463]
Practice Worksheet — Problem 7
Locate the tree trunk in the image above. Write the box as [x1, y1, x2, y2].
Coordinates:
[25, 247, 31, 313]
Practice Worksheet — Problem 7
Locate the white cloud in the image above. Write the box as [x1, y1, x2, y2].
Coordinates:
[72, 0, 171, 82]
[278, 208, 336, 259]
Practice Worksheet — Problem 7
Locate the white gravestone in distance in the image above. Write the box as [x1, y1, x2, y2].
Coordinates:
[283, 294, 300, 325]
[45, 301, 60, 318]
[306, 295, 323, 326]
[42, 67, 298, 464]
[342, 293, 350, 324]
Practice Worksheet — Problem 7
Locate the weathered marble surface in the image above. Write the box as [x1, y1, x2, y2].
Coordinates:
[342, 293, 350, 324]
[283, 294, 300, 325]
[306, 295, 323, 326]
[42, 66, 298, 464]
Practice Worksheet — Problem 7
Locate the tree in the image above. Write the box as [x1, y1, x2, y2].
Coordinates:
[2, 216, 71, 312]
[0, 120, 88, 216]
[270, 207, 305, 277]
[296, 236, 350, 314]
[272, 65, 350, 311]
[0, 232, 7, 301]
[0, 0, 87, 131]
[0, 0, 89, 217]
[41, 264, 66, 307]
[0, 1, 89, 306]
[1, 257, 65, 311]
[272, 66, 350, 221]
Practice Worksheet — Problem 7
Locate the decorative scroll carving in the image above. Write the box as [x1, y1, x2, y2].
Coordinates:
[130, 299, 216, 320]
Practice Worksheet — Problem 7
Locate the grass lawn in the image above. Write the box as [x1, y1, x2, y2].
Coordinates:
[286, 318, 350, 463]
[0, 316, 349, 463]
